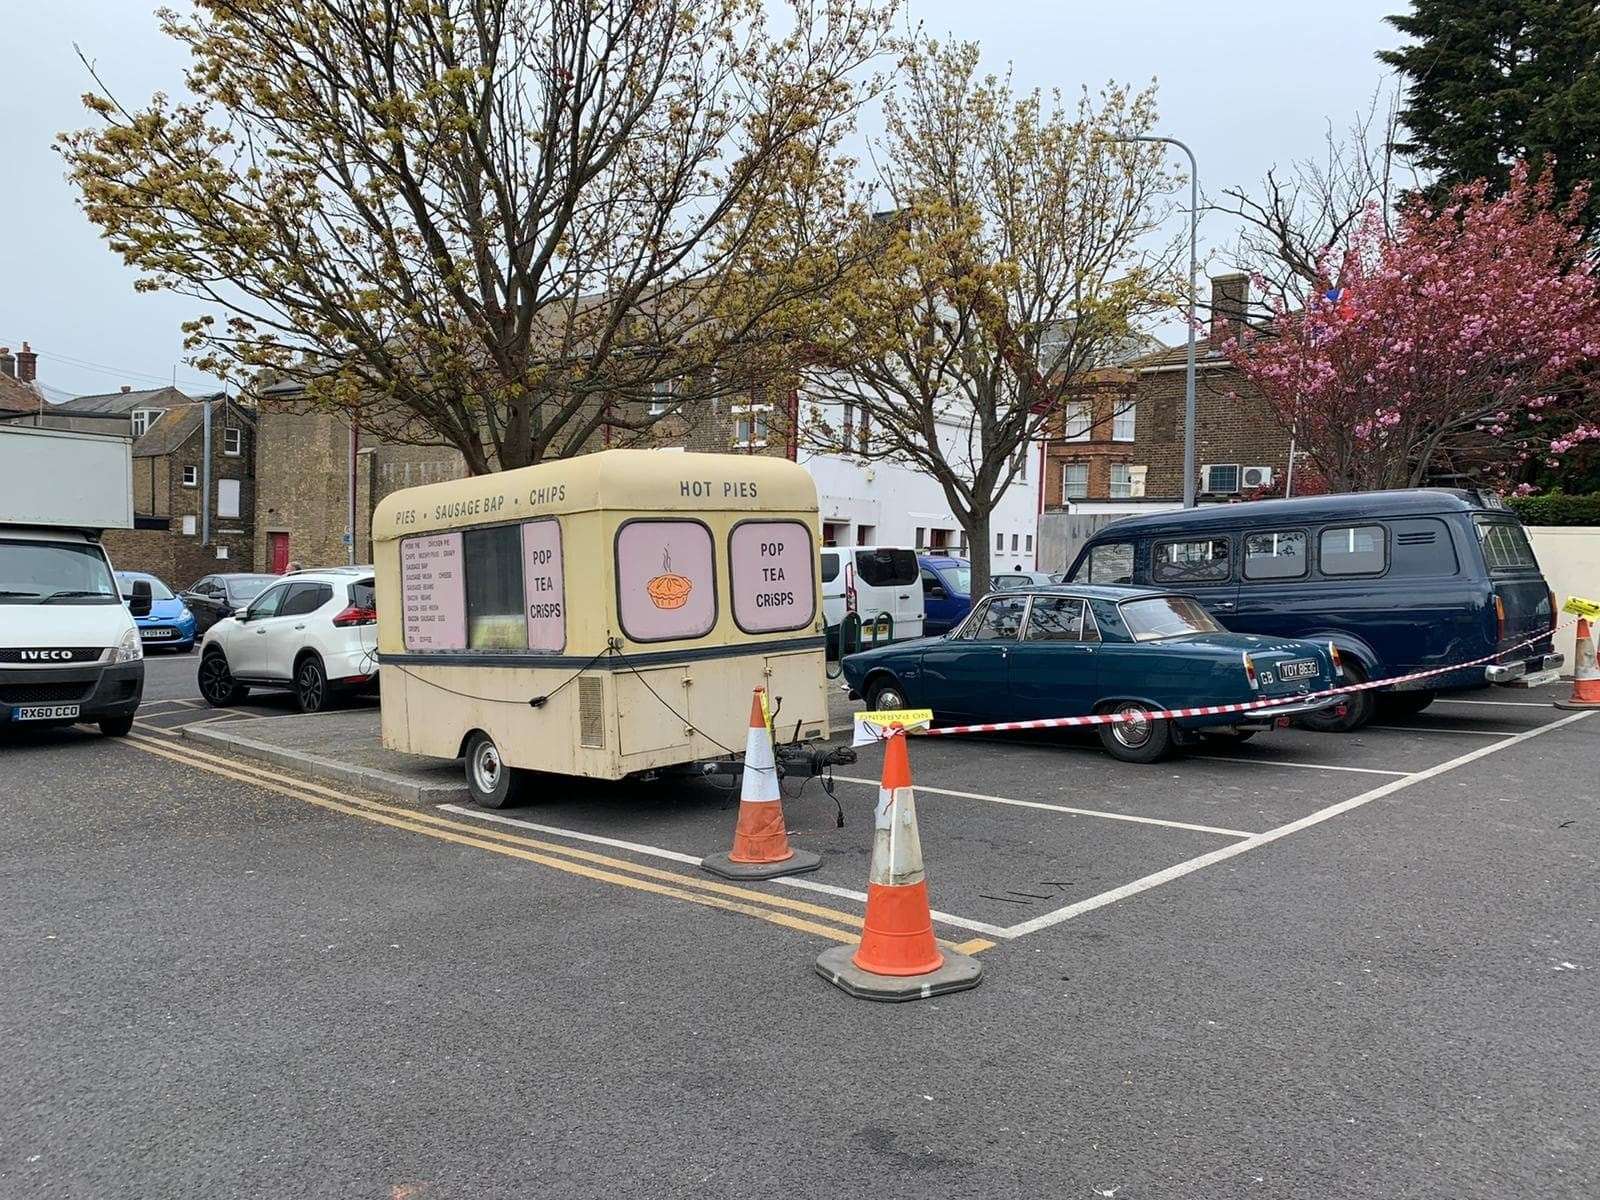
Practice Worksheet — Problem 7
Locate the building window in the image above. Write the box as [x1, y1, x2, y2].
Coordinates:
[181, 515, 196, 536]
[995, 532, 1004, 552]
[732, 404, 769, 448]
[217, 478, 241, 519]
[1013, 446, 1028, 480]
[223, 427, 242, 456]
[1010, 533, 1019, 552]
[1062, 462, 1088, 499]
[1025, 534, 1033, 553]
[1112, 402, 1136, 442]
[1062, 400, 1092, 442]
[649, 378, 676, 416]
[182, 465, 198, 488]
[1110, 463, 1132, 498]
[130, 409, 161, 437]
[914, 526, 925, 550]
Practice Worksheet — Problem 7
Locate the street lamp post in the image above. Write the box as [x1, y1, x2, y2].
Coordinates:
[1110, 133, 1199, 507]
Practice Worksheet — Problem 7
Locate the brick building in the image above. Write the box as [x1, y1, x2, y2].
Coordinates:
[1042, 274, 1292, 507]
[251, 379, 796, 572]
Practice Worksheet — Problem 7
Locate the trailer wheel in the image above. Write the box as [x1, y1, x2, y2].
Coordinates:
[464, 731, 527, 809]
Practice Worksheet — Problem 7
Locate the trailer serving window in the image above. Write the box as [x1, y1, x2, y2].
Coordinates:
[400, 518, 566, 653]
[729, 519, 815, 634]
[616, 518, 717, 642]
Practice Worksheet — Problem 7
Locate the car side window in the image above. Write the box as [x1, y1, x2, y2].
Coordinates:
[1080, 542, 1134, 584]
[820, 552, 839, 584]
[1025, 596, 1086, 641]
[1320, 525, 1386, 576]
[965, 595, 1028, 641]
[247, 584, 289, 619]
[1152, 538, 1231, 584]
[1243, 531, 1308, 581]
[279, 583, 333, 617]
[920, 567, 946, 597]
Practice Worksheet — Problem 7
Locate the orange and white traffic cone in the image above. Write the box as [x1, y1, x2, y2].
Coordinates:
[815, 727, 982, 1001]
[1555, 618, 1600, 710]
[701, 687, 821, 880]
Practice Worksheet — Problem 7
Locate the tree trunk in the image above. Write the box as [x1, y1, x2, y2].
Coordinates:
[966, 508, 993, 599]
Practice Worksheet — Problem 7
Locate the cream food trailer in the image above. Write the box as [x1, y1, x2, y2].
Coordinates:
[371, 450, 835, 805]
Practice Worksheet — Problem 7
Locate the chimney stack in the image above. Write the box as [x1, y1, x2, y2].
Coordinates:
[121, 384, 132, 393]
[1209, 273, 1250, 344]
[15, 342, 36, 382]
[0, 347, 13, 378]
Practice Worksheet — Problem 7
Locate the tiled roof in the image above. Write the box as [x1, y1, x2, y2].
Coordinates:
[53, 385, 196, 416]
[1127, 335, 1229, 370]
[132, 396, 252, 458]
[0, 373, 43, 416]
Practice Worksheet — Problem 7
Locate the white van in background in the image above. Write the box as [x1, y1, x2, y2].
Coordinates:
[1, 426, 148, 738]
[820, 546, 924, 647]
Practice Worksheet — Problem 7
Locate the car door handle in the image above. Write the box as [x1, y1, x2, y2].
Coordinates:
[294, 624, 306, 630]
[898, 593, 911, 600]
[1215, 601, 1237, 610]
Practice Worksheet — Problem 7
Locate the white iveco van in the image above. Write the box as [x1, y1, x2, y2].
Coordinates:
[1, 426, 148, 737]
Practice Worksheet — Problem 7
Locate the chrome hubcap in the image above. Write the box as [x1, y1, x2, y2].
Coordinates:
[1112, 704, 1152, 748]
[473, 742, 501, 793]
[876, 689, 904, 710]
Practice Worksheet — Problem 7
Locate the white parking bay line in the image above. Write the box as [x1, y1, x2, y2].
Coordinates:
[1432, 698, 1559, 709]
[1001, 710, 1594, 938]
[437, 805, 1014, 941]
[1366, 725, 1521, 737]
[1194, 755, 1411, 778]
[828, 775, 1257, 839]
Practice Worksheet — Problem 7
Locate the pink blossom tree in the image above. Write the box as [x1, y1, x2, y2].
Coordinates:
[1221, 164, 1600, 492]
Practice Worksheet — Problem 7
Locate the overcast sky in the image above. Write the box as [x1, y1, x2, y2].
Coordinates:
[0, 0, 1406, 401]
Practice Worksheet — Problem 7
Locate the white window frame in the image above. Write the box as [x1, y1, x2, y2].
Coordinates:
[1062, 462, 1089, 500]
[216, 478, 241, 520]
[182, 465, 198, 488]
[649, 378, 676, 416]
[1109, 463, 1133, 498]
[1112, 402, 1136, 443]
[1062, 401, 1092, 442]
[130, 409, 161, 437]
[732, 402, 771, 448]
[223, 427, 242, 456]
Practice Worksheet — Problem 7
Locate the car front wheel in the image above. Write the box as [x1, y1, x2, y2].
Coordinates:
[865, 678, 906, 711]
[1097, 702, 1173, 764]
[198, 650, 249, 707]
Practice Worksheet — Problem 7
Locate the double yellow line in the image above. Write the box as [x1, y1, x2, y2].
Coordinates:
[122, 727, 992, 954]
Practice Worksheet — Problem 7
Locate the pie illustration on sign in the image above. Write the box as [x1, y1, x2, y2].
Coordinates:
[646, 547, 693, 610]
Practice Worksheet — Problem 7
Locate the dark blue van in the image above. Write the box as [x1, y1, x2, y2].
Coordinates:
[919, 555, 973, 636]
[1066, 489, 1561, 731]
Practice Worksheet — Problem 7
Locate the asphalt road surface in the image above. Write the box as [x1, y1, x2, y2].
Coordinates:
[3, 652, 1597, 1198]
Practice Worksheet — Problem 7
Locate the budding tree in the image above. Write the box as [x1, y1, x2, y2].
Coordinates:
[59, 0, 893, 472]
[800, 38, 1179, 596]
[1220, 165, 1600, 492]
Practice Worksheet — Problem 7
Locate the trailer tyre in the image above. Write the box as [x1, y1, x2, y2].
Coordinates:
[465, 731, 527, 809]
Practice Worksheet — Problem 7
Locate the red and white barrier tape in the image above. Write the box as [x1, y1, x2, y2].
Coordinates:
[914, 622, 1570, 738]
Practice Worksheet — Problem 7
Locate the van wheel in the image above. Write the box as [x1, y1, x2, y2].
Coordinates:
[1379, 690, 1436, 718]
[866, 678, 907, 711]
[1300, 660, 1376, 732]
[1097, 702, 1173, 764]
[465, 731, 527, 809]
[99, 716, 134, 738]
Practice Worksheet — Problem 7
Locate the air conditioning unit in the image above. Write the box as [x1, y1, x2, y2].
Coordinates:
[1201, 463, 1241, 494]
[1241, 465, 1275, 489]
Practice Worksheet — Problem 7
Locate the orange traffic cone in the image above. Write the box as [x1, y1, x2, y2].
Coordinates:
[701, 687, 821, 880]
[816, 727, 982, 1001]
[1555, 618, 1600, 710]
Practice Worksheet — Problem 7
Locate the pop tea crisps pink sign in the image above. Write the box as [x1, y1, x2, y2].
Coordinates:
[729, 520, 814, 633]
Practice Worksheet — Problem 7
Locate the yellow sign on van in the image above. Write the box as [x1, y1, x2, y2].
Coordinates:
[1563, 596, 1600, 620]
[853, 707, 934, 746]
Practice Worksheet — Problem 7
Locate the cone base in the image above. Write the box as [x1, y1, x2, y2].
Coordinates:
[701, 848, 821, 880]
[1553, 697, 1600, 710]
[815, 943, 982, 1003]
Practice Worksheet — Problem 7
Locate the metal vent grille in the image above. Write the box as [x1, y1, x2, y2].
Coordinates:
[578, 676, 605, 748]
[1396, 531, 1436, 545]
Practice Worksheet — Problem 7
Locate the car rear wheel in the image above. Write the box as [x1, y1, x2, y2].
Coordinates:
[198, 650, 249, 707]
[465, 731, 528, 809]
[1378, 690, 1436, 718]
[1299, 660, 1376, 732]
[1097, 702, 1173, 764]
[866, 679, 906, 711]
[294, 654, 330, 714]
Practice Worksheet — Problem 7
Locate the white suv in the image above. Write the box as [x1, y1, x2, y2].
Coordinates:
[197, 567, 378, 713]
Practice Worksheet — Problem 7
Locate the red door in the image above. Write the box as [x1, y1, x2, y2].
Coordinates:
[268, 532, 290, 574]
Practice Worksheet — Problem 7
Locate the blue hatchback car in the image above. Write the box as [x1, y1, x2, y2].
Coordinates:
[115, 571, 198, 652]
[842, 584, 1340, 762]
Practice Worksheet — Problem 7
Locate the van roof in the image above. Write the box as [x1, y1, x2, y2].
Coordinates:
[1084, 488, 1505, 541]
[371, 449, 818, 541]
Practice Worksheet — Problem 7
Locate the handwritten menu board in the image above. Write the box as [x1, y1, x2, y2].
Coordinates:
[729, 520, 815, 633]
[401, 533, 467, 651]
[521, 519, 565, 652]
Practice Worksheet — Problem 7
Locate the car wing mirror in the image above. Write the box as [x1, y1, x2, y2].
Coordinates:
[129, 579, 153, 618]
[926, 585, 946, 598]
[234, 607, 251, 622]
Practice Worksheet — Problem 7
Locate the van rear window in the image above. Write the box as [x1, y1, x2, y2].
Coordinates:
[1153, 538, 1231, 584]
[855, 548, 917, 587]
[1474, 519, 1539, 574]
[820, 552, 839, 583]
[1319, 525, 1386, 576]
[1243, 531, 1308, 580]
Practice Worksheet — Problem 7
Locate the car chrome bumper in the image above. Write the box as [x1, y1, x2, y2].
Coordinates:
[1486, 652, 1563, 684]
[1230, 693, 1340, 726]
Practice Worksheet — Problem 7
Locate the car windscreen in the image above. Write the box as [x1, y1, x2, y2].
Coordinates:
[1474, 518, 1540, 574]
[940, 566, 971, 595]
[855, 548, 918, 587]
[0, 540, 120, 605]
[117, 573, 174, 601]
[1119, 595, 1224, 642]
[228, 575, 278, 602]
